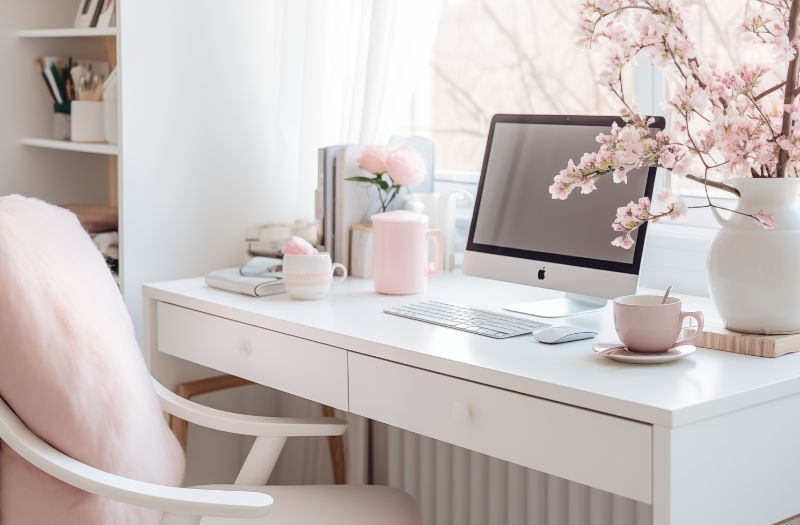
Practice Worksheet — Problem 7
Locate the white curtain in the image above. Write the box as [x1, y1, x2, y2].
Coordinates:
[257, 0, 441, 223]
[243, 0, 441, 485]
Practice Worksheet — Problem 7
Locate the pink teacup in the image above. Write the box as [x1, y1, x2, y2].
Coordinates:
[613, 295, 704, 353]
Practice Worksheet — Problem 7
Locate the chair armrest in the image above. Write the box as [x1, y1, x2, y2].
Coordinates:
[0, 396, 271, 519]
[153, 379, 347, 437]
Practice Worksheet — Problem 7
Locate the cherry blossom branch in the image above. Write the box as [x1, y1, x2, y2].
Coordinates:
[688, 203, 774, 226]
[776, 0, 800, 177]
[745, 93, 780, 140]
[610, 197, 685, 249]
[684, 174, 740, 195]
[754, 80, 787, 100]
[560, 0, 794, 247]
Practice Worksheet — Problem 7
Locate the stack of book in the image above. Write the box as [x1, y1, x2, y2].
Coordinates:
[316, 137, 435, 269]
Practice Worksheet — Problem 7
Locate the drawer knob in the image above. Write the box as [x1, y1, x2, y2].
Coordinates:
[238, 342, 253, 355]
[451, 402, 471, 422]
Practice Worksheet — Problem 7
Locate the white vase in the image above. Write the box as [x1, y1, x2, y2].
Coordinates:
[708, 177, 800, 334]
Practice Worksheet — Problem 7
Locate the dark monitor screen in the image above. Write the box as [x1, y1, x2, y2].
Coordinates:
[467, 115, 662, 275]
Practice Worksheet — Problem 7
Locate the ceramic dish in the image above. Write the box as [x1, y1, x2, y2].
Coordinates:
[592, 343, 696, 364]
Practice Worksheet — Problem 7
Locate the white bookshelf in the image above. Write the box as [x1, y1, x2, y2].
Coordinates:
[21, 137, 118, 155]
[7, 1, 122, 292]
[18, 27, 117, 38]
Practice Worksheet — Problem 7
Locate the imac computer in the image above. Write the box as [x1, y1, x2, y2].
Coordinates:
[463, 114, 664, 317]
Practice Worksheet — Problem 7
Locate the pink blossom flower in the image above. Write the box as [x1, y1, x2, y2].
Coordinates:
[549, 181, 570, 200]
[753, 213, 776, 229]
[358, 146, 389, 175]
[611, 234, 635, 249]
[385, 145, 427, 186]
[670, 157, 693, 178]
[658, 148, 676, 169]
[563, 0, 798, 243]
[669, 199, 688, 220]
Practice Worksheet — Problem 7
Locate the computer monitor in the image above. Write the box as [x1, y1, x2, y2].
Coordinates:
[463, 114, 663, 317]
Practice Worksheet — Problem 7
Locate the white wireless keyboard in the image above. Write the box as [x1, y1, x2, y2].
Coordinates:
[384, 300, 549, 339]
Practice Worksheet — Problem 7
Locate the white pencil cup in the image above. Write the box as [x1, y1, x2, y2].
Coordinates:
[71, 101, 105, 143]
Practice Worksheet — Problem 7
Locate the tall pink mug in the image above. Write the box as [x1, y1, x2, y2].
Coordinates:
[613, 294, 704, 353]
[372, 210, 443, 295]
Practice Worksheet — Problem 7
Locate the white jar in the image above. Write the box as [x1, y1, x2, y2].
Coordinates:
[71, 101, 105, 143]
[707, 177, 800, 334]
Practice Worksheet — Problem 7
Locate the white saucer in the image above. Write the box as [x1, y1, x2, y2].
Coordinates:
[592, 343, 696, 364]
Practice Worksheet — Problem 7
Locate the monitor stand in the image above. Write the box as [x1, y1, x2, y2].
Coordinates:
[504, 293, 607, 318]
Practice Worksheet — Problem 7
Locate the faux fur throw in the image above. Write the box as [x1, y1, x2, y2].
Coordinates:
[0, 195, 184, 524]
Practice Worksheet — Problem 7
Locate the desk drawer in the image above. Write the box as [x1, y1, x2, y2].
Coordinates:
[157, 303, 348, 410]
[349, 353, 652, 503]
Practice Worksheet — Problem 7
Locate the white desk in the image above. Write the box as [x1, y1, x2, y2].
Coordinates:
[144, 272, 800, 525]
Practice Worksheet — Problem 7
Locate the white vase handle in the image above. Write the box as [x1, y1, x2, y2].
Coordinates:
[709, 205, 732, 227]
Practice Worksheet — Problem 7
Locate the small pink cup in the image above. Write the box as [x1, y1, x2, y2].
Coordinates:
[283, 253, 347, 300]
[613, 295, 704, 353]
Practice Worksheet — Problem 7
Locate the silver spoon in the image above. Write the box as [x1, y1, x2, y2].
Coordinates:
[661, 285, 673, 304]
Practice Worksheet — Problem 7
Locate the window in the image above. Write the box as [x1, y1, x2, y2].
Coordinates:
[403, 0, 765, 202]
[399, 0, 648, 258]
[667, 1, 779, 200]
[405, 0, 626, 175]
[398, 0, 763, 292]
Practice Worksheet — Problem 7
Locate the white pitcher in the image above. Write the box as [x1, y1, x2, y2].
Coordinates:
[708, 177, 800, 334]
[404, 190, 474, 271]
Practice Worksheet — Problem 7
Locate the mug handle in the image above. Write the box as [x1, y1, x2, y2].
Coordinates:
[426, 229, 444, 277]
[331, 263, 348, 285]
[673, 311, 704, 347]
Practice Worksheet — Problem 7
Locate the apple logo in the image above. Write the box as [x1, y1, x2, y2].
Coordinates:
[537, 267, 546, 280]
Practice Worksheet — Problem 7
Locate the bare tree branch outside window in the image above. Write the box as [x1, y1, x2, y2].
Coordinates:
[400, 0, 763, 180]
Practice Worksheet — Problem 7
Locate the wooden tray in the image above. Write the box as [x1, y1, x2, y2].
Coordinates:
[687, 323, 800, 358]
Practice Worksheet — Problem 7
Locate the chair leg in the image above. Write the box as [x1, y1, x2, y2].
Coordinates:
[322, 405, 347, 484]
[234, 436, 288, 486]
[170, 375, 348, 484]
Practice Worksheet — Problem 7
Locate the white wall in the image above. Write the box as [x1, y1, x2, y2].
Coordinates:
[0, 0, 108, 203]
[120, 0, 333, 486]
[120, 0, 284, 336]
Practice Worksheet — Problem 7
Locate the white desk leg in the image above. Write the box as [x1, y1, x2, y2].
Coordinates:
[652, 425, 672, 525]
[653, 393, 800, 525]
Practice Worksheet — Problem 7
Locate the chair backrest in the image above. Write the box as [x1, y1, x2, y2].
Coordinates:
[0, 195, 185, 525]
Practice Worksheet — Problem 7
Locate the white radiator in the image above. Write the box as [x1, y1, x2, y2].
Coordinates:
[377, 426, 652, 525]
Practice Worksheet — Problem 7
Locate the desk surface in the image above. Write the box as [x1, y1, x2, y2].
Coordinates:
[145, 272, 800, 428]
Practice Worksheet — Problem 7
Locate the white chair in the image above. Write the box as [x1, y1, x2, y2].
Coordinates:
[0, 196, 420, 524]
[0, 367, 420, 525]
[0, 377, 419, 524]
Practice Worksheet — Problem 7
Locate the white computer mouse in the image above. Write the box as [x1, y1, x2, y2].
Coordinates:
[534, 326, 597, 344]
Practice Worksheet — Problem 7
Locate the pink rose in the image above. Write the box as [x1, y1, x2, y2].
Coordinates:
[282, 235, 316, 255]
[385, 145, 427, 186]
[358, 146, 389, 175]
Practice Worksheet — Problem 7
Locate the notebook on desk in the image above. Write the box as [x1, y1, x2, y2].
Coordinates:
[205, 267, 284, 297]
